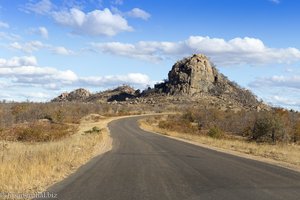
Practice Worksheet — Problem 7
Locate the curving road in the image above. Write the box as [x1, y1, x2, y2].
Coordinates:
[48, 116, 300, 200]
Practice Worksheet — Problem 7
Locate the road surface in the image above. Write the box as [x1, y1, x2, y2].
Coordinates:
[48, 116, 300, 200]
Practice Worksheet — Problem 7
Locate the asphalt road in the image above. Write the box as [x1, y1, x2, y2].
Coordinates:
[48, 116, 300, 200]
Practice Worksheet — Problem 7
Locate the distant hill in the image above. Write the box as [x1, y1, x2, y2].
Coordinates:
[51, 54, 269, 111]
[51, 85, 140, 103]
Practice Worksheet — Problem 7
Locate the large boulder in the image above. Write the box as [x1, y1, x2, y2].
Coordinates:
[167, 54, 216, 95]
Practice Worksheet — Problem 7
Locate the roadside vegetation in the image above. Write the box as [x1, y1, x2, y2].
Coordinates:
[140, 107, 300, 169]
[0, 102, 149, 194]
[154, 107, 300, 143]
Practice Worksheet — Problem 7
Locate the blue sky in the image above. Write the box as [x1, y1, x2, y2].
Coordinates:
[1, 0, 300, 110]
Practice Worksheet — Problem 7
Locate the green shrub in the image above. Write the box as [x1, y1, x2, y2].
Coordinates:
[84, 126, 101, 134]
[208, 127, 223, 139]
[92, 126, 101, 133]
[181, 111, 195, 122]
[158, 120, 172, 129]
[251, 112, 285, 143]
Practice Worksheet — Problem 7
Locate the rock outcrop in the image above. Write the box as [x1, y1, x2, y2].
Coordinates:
[86, 85, 140, 103]
[154, 54, 260, 108]
[51, 88, 91, 102]
[155, 54, 217, 95]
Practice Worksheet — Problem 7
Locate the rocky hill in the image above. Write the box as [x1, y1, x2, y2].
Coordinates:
[51, 54, 269, 111]
[52, 85, 140, 103]
[51, 88, 91, 102]
[153, 54, 260, 108]
[86, 85, 140, 103]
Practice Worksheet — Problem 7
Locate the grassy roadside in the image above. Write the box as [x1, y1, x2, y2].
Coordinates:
[0, 114, 119, 194]
[139, 117, 300, 172]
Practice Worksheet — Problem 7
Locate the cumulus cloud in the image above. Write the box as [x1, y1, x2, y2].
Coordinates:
[0, 56, 38, 67]
[0, 66, 76, 81]
[0, 56, 153, 101]
[0, 56, 77, 87]
[23, 1, 147, 37]
[9, 40, 74, 55]
[90, 36, 300, 65]
[249, 74, 300, 110]
[0, 21, 9, 29]
[52, 8, 133, 36]
[126, 8, 151, 20]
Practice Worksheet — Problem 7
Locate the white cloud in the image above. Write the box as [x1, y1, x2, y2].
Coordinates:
[52, 46, 74, 55]
[0, 56, 38, 67]
[9, 40, 74, 55]
[23, 1, 143, 37]
[79, 73, 151, 87]
[126, 8, 151, 20]
[24, 0, 53, 15]
[0, 21, 9, 29]
[9, 41, 46, 53]
[0, 58, 78, 88]
[249, 75, 300, 110]
[249, 75, 300, 90]
[52, 8, 133, 36]
[263, 92, 300, 110]
[91, 42, 164, 62]
[90, 36, 300, 65]
[30, 26, 49, 38]
[272, 95, 300, 106]
[0, 56, 153, 101]
[0, 66, 77, 82]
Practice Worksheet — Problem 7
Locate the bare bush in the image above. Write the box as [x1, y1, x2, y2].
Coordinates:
[157, 107, 300, 144]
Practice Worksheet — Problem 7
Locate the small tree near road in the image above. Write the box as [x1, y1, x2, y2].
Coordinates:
[251, 112, 286, 143]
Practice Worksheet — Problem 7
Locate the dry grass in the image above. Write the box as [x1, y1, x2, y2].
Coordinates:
[0, 121, 75, 142]
[0, 114, 116, 194]
[140, 117, 300, 172]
